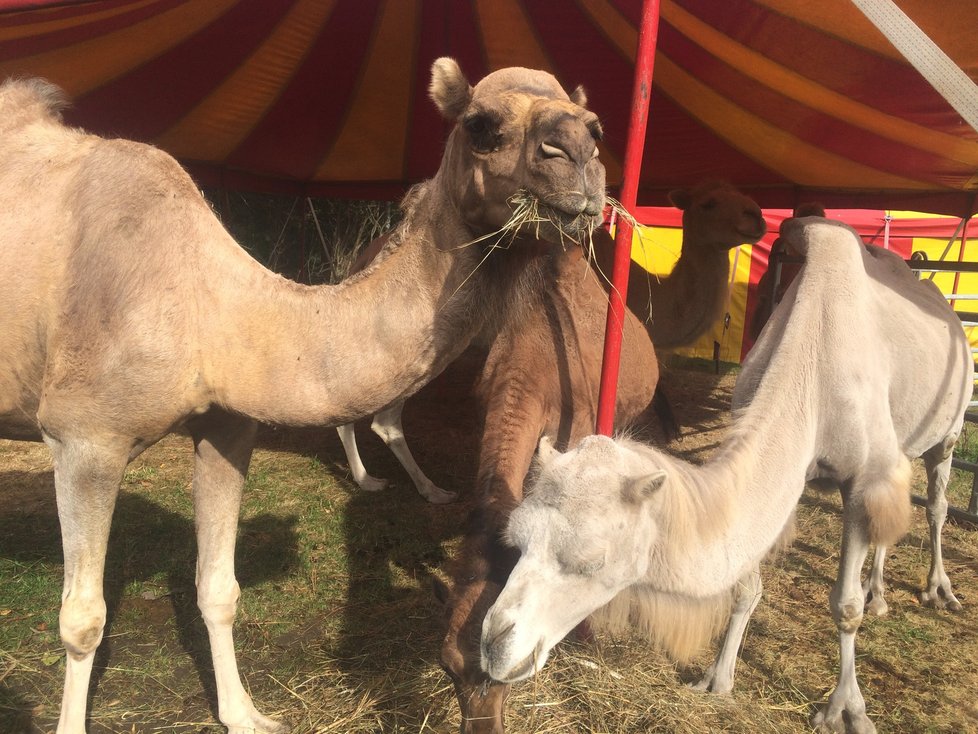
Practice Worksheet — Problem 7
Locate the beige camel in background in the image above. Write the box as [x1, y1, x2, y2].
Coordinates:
[0, 57, 607, 734]
[481, 217, 972, 734]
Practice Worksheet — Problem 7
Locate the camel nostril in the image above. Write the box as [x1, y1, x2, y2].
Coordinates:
[486, 620, 516, 652]
[540, 141, 570, 161]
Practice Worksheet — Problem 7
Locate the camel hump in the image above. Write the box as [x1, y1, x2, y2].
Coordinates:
[0, 77, 68, 131]
[778, 216, 861, 260]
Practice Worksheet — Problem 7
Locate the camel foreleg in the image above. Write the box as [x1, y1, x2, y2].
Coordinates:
[692, 567, 762, 694]
[190, 412, 287, 734]
[812, 486, 876, 734]
[47, 434, 129, 734]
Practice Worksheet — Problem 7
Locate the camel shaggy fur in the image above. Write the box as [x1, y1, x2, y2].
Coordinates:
[481, 217, 972, 734]
[0, 57, 607, 734]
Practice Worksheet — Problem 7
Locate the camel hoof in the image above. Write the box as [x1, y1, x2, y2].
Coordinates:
[920, 587, 962, 612]
[226, 711, 289, 734]
[812, 707, 876, 734]
[864, 594, 888, 617]
[421, 484, 458, 504]
[357, 475, 390, 493]
[689, 673, 733, 696]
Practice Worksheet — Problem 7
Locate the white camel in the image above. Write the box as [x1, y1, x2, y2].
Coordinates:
[479, 217, 973, 734]
[0, 58, 607, 734]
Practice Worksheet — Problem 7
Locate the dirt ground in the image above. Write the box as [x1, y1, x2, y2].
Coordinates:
[1, 355, 977, 733]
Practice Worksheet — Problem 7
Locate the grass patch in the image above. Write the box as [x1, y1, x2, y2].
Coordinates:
[1, 365, 977, 733]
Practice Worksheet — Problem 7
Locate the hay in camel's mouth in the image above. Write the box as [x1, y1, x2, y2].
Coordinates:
[505, 189, 616, 252]
[451, 189, 636, 255]
[443, 190, 639, 310]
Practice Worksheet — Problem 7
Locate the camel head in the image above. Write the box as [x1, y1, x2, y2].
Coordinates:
[430, 58, 606, 248]
[480, 435, 666, 684]
[668, 180, 766, 252]
[434, 519, 520, 734]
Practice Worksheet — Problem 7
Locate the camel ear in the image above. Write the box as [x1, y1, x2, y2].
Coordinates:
[570, 84, 588, 107]
[429, 57, 472, 120]
[778, 217, 809, 256]
[537, 435, 561, 464]
[626, 470, 667, 503]
[794, 202, 826, 218]
[668, 188, 691, 211]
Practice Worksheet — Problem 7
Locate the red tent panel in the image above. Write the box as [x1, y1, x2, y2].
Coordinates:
[0, 0, 975, 214]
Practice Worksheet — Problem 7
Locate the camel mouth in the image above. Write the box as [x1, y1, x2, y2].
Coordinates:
[490, 649, 541, 683]
[484, 633, 547, 684]
[503, 190, 602, 248]
[737, 222, 768, 243]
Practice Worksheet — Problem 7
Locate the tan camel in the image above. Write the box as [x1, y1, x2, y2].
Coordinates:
[480, 217, 972, 734]
[433, 183, 765, 733]
[0, 57, 607, 734]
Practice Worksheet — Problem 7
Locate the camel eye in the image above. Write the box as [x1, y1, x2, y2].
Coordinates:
[702, 197, 718, 210]
[463, 112, 502, 153]
[559, 551, 605, 577]
[588, 121, 604, 142]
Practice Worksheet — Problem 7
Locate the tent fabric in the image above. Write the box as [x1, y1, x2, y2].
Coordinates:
[1, 0, 977, 214]
[629, 208, 976, 362]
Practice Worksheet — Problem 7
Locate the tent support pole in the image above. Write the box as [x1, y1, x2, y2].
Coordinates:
[950, 216, 971, 309]
[595, 0, 662, 436]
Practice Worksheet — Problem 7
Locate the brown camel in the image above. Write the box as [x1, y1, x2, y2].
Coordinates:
[434, 182, 766, 733]
[339, 180, 765, 500]
[749, 202, 826, 342]
[0, 57, 607, 734]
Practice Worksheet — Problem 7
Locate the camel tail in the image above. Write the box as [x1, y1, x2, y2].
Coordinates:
[863, 455, 913, 547]
[589, 586, 732, 664]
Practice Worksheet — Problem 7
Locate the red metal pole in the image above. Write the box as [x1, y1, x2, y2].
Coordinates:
[950, 216, 970, 310]
[595, 0, 662, 436]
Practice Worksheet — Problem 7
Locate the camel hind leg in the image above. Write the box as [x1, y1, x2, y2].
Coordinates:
[813, 488, 876, 734]
[189, 411, 286, 734]
[336, 422, 390, 493]
[336, 403, 455, 503]
[919, 439, 961, 611]
[370, 403, 456, 504]
[863, 545, 889, 616]
[46, 433, 129, 734]
[814, 458, 909, 734]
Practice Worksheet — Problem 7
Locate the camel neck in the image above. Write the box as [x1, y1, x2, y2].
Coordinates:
[201, 196, 545, 427]
[645, 244, 731, 349]
[646, 306, 821, 597]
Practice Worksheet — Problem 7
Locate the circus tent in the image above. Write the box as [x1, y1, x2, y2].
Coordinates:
[1, 0, 976, 216]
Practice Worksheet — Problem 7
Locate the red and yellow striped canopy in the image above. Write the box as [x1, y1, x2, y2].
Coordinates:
[2, 0, 976, 213]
